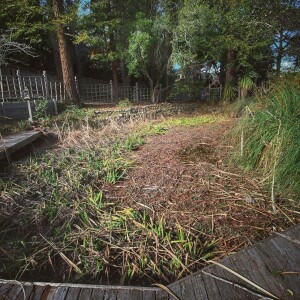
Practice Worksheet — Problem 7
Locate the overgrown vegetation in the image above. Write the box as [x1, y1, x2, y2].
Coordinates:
[0, 110, 224, 285]
[233, 78, 300, 202]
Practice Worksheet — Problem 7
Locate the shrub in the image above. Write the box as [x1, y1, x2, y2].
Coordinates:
[34, 97, 49, 119]
[117, 98, 133, 108]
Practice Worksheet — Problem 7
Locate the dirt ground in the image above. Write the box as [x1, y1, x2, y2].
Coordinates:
[104, 120, 297, 257]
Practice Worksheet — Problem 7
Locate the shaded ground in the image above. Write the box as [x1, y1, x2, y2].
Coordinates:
[105, 120, 297, 257]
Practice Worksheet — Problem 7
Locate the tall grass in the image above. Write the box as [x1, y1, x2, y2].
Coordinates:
[233, 79, 300, 201]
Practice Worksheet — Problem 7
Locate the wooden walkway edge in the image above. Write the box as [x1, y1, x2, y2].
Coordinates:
[0, 225, 299, 299]
[0, 131, 43, 161]
[168, 223, 300, 300]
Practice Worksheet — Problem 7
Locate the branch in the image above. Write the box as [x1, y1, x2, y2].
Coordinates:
[0, 29, 36, 66]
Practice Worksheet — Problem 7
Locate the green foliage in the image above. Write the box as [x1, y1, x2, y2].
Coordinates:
[233, 80, 300, 199]
[117, 98, 133, 108]
[143, 115, 226, 136]
[223, 82, 237, 102]
[34, 97, 49, 119]
[124, 135, 145, 151]
[126, 13, 155, 78]
[170, 79, 201, 101]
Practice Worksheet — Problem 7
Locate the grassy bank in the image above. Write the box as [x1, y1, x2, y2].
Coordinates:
[232, 79, 300, 205]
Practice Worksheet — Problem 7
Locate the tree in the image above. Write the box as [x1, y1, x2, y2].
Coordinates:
[258, 0, 300, 73]
[0, 30, 35, 66]
[126, 2, 176, 103]
[52, 0, 80, 105]
[171, 0, 274, 101]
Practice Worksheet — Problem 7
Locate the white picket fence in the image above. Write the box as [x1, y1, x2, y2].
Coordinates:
[0, 69, 152, 103]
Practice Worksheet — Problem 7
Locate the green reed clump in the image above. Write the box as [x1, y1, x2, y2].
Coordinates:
[15, 193, 217, 285]
[233, 79, 300, 200]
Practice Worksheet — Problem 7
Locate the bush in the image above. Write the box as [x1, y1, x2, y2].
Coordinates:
[117, 98, 133, 108]
[34, 97, 49, 119]
[233, 79, 300, 200]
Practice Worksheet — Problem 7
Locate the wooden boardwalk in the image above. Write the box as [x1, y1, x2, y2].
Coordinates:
[0, 131, 42, 161]
[0, 225, 299, 299]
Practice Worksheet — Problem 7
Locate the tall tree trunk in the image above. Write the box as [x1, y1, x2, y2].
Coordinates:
[49, 31, 62, 79]
[276, 32, 284, 74]
[224, 46, 235, 102]
[53, 0, 80, 105]
[120, 59, 130, 86]
[111, 60, 119, 100]
[74, 44, 83, 78]
[225, 46, 235, 86]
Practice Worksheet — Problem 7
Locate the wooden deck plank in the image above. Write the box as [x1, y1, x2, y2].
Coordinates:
[130, 289, 144, 300]
[4, 284, 23, 300]
[168, 281, 182, 300]
[0, 282, 14, 298]
[50, 286, 69, 300]
[90, 288, 105, 300]
[226, 254, 267, 300]
[176, 277, 197, 300]
[141, 289, 157, 300]
[282, 225, 300, 240]
[201, 270, 222, 299]
[0, 131, 43, 160]
[203, 265, 254, 300]
[115, 288, 130, 300]
[102, 289, 117, 300]
[271, 236, 300, 265]
[258, 240, 300, 299]
[16, 284, 34, 300]
[77, 288, 93, 300]
[255, 242, 298, 299]
[190, 273, 209, 300]
[64, 287, 81, 300]
[244, 247, 284, 297]
[155, 289, 169, 300]
[29, 285, 46, 300]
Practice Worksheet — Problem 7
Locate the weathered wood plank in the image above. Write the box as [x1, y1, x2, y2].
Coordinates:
[0, 282, 14, 298]
[129, 289, 143, 300]
[89, 287, 105, 300]
[5, 284, 23, 300]
[201, 271, 222, 300]
[102, 289, 117, 300]
[176, 278, 197, 300]
[155, 289, 169, 300]
[64, 287, 81, 300]
[244, 247, 284, 297]
[16, 284, 34, 300]
[271, 236, 300, 265]
[202, 265, 253, 300]
[77, 288, 93, 300]
[29, 285, 46, 300]
[51, 286, 69, 300]
[0, 131, 43, 160]
[256, 239, 300, 299]
[116, 288, 130, 300]
[190, 273, 209, 300]
[168, 281, 182, 300]
[40, 285, 56, 300]
[141, 289, 157, 300]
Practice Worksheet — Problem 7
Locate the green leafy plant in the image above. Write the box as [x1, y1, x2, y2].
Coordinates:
[124, 135, 145, 150]
[34, 97, 49, 119]
[117, 98, 133, 108]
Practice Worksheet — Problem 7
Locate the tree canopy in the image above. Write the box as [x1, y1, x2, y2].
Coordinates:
[1, 0, 300, 103]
